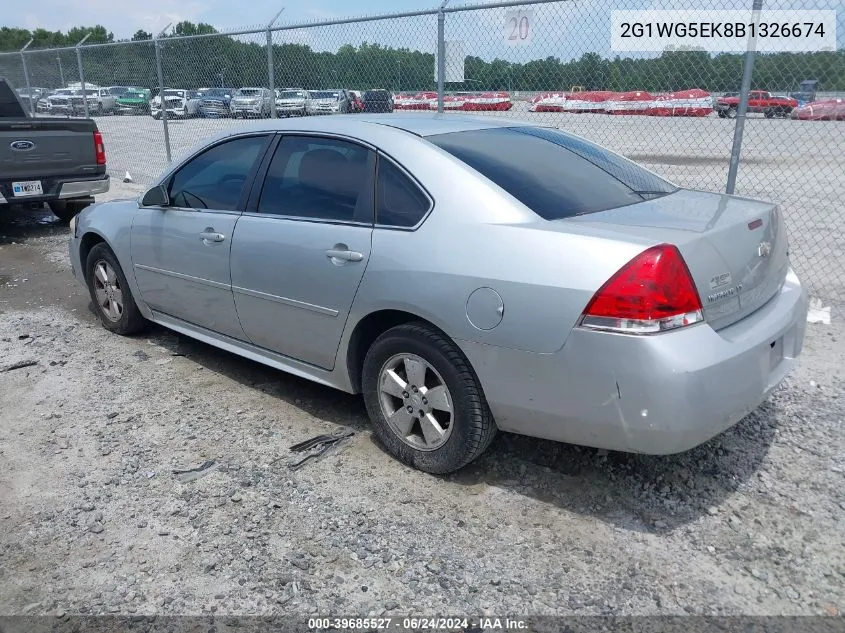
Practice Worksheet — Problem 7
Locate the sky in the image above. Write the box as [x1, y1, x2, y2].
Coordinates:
[4, 0, 842, 63]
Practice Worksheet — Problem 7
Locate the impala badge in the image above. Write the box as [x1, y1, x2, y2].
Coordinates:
[757, 241, 772, 258]
[709, 272, 732, 290]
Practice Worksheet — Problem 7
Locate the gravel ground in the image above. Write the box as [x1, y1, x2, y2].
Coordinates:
[0, 188, 844, 619]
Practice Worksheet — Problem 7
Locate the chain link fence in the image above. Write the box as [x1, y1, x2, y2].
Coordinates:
[0, 0, 843, 304]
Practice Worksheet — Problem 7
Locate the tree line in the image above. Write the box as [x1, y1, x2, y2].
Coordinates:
[1, 23, 843, 94]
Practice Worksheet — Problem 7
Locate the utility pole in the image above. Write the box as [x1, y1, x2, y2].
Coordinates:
[75, 33, 91, 117]
[266, 7, 285, 118]
[437, 0, 449, 113]
[154, 23, 173, 163]
[20, 39, 34, 115]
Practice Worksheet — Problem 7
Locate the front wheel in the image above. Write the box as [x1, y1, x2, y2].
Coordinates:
[726, 107, 737, 119]
[85, 243, 147, 335]
[362, 322, 497, 474]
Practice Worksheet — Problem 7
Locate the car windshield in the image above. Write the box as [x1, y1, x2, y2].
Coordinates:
[279, 91, 306, 99]
[311, 91, 340, 99]
[163, 90, 183, 97]
[237, 89, 262, 96]
[109, 87, 129, 95]
[204, 89, 230, 97]
[123, 91, 145, 98]
[427, 126, 678, 220]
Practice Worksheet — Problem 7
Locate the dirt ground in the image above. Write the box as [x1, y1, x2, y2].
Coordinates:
[1, 185, 844, 618]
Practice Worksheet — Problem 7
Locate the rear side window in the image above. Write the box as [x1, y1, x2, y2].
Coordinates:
[427, 127, 677, 220]
[257, 135, 375, 223]
[376, 158, 430, 228]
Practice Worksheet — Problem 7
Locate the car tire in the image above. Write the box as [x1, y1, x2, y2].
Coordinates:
[361, 322, 497, 474]
[48, 199, 89, 223]
[85, 243, 147, 336]
[764, 108, 775, 118]
[726, 107, 737, 119]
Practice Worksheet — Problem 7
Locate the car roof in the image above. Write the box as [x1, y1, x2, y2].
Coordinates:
[213, 112, 537, 139]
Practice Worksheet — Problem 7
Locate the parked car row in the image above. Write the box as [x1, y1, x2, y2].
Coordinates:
[34, 84, 120, 116]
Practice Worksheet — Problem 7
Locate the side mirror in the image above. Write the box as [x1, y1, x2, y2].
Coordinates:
[141, 184, 170, 207]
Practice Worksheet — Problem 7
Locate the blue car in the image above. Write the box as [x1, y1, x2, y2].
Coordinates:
[198, 88, 236, 118]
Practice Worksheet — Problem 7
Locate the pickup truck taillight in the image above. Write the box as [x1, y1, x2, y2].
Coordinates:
[93, 131, 106, 165]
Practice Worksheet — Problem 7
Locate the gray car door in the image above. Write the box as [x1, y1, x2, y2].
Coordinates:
[130, 133, 272, 340]
[229, 134, 376, 370]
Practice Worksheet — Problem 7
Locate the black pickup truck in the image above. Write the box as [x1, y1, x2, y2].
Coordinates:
[1, 77, 109, 223]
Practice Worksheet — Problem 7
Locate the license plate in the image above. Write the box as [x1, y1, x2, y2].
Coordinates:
[12, 180, 44, 197]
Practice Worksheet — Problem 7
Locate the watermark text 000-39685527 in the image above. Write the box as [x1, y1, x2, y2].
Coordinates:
[610, 9, 837, 52]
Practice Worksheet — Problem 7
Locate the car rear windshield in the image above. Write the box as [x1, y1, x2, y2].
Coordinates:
[427, 126, 678, 220]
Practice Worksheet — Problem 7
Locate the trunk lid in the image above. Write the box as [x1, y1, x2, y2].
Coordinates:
[564, 189, 789, 330]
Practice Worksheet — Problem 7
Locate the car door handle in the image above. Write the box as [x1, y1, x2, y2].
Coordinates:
[325, 248, 363, 262]
[199, 230, 225, 243]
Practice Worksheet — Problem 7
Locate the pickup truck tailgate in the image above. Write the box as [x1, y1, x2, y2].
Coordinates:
[0, 119, 102, 180]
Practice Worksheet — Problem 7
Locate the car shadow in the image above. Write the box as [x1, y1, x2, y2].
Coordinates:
[112, 313, 778, 533]
[0, 203, 68, 245]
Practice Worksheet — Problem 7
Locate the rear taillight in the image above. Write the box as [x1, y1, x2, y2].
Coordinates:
[93, 131, 106, 165]
[579, 243, 704, 335]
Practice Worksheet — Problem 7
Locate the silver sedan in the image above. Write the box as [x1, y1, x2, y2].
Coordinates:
[68, 114, 808, 474]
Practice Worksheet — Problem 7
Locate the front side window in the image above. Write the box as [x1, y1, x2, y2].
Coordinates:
[257, 136, 375, 223]
[376, 158, 430, 228]
[168, 135, 269, 211]
[427, 126, 678, 220]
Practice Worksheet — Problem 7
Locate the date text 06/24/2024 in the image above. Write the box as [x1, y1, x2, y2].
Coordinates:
[307, 616, 529, 630]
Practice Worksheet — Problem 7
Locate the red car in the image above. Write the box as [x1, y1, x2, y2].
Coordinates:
[790, 98, 845, 121]
[716, 90, 797, 119]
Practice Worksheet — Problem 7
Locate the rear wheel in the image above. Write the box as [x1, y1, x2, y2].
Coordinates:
[362, 322, 497, 474]
[764, 108, 775, 118]
[726, 106, 737, 119]
[85, 243, 147, 335]
[48, 199, 89, 223]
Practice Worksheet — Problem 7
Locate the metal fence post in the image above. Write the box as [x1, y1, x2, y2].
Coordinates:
[726, 0, 763, 195]
[267, 8, 285, 119]
[437, 0, 449, 113]
[154, 34, 173, 164]
[57, 54, 65, 86]
[20, 39, 34, 116]
[75, 33, 91, 118]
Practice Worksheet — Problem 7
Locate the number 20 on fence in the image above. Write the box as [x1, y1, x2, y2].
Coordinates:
[505, 9, 533, 46]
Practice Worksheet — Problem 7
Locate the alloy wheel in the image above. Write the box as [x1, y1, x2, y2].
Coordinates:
[92, 260, 124, 322]
[378, 353, 454, 451]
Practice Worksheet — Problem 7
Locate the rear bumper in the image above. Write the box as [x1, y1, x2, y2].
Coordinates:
[459, 268, 808, 454]
[0, 174, 109, 206]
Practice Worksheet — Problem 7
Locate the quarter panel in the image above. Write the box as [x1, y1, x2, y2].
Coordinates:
[357, 219, 649, 354]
